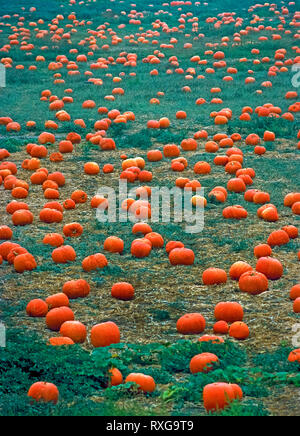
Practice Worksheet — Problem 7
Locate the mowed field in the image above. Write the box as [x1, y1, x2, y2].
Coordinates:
[0, 0, 300, 417]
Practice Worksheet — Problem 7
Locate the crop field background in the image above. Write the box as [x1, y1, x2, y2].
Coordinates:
[0, 0, 299, 417]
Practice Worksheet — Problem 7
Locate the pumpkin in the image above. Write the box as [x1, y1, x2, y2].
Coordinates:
[288, 349, 300, 363]
[223, 205, 248, 219]
[12, 209, 34, 226]
[202, 268, 227, 285]
[131, 239, 152, 258]
[227, 178, 246, 193]
[239, 271, 269, 295]
[7, 246, 28, 264]
[59, 140, 74, 154]
[0, 225, 13, 240]
[26, 299, 48, 317]
[82, 253, 108, 271]
[103, 236, 124, 253]
[49, 337, 75, 346]
[291, 201, 300, 215]
[28, 382, 59, 404]
[282, 226, 298, 239]
[125, 373, 156, 393]
[60, 321, 87, 343]
[147, 150, 163, 162]
[166, 241, 185, 254]
[213, 321, 229, 334]
[48, 172, 65, 187]
[63, 199, 76, 210]
[109, 368, 123, 387]
[181, 138, 197, 151]
[256, 257, 283, 280]
[46, 307, 75, 331]
[132, 223, 152, 235]
[46, 293, 70, 309]
[11, 187, 28, 199]
[6, 201, 29, 215]
[0, 242, 20, 260]
[190, 353, 219, 374]
[199, 335, 224, 344]
[145, 232, 164, 248]
[293, 298, 300, 313]
[52, 245, 76, 264]
[163, 144, 180, 158]
[229, 322, 250, 340]
[254, 244, 272, 258]
[169, 248, 195, 265]
[14, 253, 37, 273]
[71, 190, 88, 204]
[203, 383, 243, 412]
[214, 302, 244, 323]
[177, 313, 206, 335]
[111, 282, 135, 300]
[267, 230, 290, 247]
[63, 222, 83, 238]
[43, 233, 64, 247]
[40, 208, 63, 224]
[63, 279, 90, 299]
[290, 285, 300, 301]
[84, 162, 100, 175]
[91, 321, 120, 348]
[229, 261, 253, 280]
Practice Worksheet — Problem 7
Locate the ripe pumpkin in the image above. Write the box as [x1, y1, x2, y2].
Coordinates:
[26, 299, 48, 317]
[131, 239, 152, 258]
[109, 368, 123, 387]
[91, 321, 120, 348]
[104, 236, 124, 254]
[282, 226, 298, 239]
[12, 209, 34, 226]
[63, 279, 90, 299]
[52, 245, 76, 264]
[190, 353, 219, 374]
[256, 257, 283, 280]
[82, 253, 108, 271]
[40, 208, 63, 224]
[43, 233, 64, 247]
[14, 253, 37, 273]
[125, 373, 156, 393]
[229, 262, 253, 280]
[254, 244, 272, 258]
[177, 313, 206, 335]
[28, 382, 59, 405]
[214, 302, 244, 323]
[46, 307, 75, 331]
[203, 383, 243, 412]
[0, 225, 13, 240]
[293, 298, 300, 314]
[60, 321, 87, 344]
[239, 271, 269, 295]
[169, 248, 195, 266]
[267, 230, 290, 247]
[288, 349, 300, 363]
[202, 268, 227, 285]
[63, 222, 83, 238]
[49, 337, 75, 346]
[46, 293, 70, 309]
[71, 190, 88, 204]
[229, 322, 250, 340]
[213, 321, 229, 335]
[111, 282, 135, 300]
[290, 285, 300, 301]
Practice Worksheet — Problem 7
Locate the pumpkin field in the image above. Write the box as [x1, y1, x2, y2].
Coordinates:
[0, 0, 300, 417]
